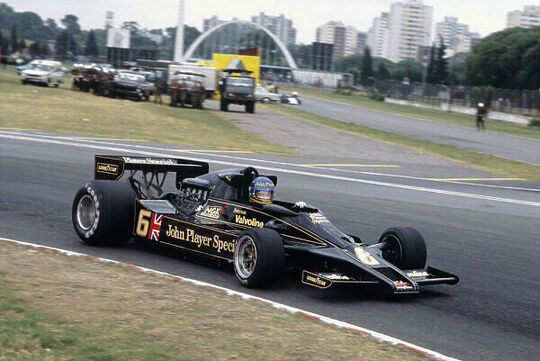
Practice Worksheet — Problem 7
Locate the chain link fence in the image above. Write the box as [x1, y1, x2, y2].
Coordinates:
[373, 80, 540, 117]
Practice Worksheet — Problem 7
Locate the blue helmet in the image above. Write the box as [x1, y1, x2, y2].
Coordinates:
[249, 176, 275, 205]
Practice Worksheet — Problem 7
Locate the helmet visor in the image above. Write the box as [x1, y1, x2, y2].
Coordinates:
[255, 190, 274, 202]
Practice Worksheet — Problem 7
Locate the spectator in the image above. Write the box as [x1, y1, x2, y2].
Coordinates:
[476, 102, 488, 131]
[153, 77, 164, 105]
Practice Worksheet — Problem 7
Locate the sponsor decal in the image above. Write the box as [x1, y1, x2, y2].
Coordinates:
[309, 212, 329, 224]
[199, 206, 221, 219]
[254, 180, 274, 187]
[233, 208, 247, 215]
[235, 214, 264, 228]
[122, 157, 174, 165]
[147, 213, 162, 241]
[321, 273, 351, 280]
[354, 247, 380, 265]
[393, 280, 414, 290]
[301, 271, 332, 289]
[407, 270, 429, 278]
[96, 162, 119, 175]
[163, 224, 234, 254]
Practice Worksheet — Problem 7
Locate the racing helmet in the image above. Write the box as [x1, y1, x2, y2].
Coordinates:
[478, 102, 484, 107]
[249, 176, 275, 205]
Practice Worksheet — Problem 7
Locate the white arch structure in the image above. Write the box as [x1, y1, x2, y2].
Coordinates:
[182, 20, 298, 69]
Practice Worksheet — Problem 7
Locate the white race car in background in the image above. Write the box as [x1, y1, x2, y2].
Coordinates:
[280, 91, 302, 105]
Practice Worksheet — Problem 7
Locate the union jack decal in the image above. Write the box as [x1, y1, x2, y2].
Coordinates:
[147, 213, 163, 241]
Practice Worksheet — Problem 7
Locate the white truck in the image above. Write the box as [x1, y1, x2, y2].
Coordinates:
[20, 60, 66, 87]
[168, 64, 217, 98]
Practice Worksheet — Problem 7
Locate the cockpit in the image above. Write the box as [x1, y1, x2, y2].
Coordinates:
[180, 167, 277, 204]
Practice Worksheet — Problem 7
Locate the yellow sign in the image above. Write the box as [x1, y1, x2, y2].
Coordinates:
[211, 53, 260, 85]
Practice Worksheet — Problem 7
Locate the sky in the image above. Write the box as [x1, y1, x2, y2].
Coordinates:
[3, 0, 536, 43]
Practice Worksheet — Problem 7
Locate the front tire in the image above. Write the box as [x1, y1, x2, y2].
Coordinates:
[72, 180, 136, 246]
[234, 228, 284, 287]
[377, 227, 427, 270]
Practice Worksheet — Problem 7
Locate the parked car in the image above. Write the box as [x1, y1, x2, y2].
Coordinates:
[15, 65, 27, 75]
[111, 71, 154, 101]
[20, 60, 65, 87]
[255, 85, 280, 103]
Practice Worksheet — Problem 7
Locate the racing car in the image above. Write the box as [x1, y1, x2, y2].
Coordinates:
[72, 155, 459, 294]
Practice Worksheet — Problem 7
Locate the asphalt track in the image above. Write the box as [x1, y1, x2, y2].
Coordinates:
[1, 129, 539, 361]
[297, 96, 540, 165]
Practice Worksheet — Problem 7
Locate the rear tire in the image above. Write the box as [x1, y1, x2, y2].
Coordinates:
[246, 101, 255, 113]
[377, 227, 427, 269]
[72, 180, 136, 246]
[234, 228, 284, 287]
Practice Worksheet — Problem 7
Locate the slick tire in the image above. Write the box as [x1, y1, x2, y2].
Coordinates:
[234, 228, 284, 287]
[377, 227, 427, 270]
[72, 180, 136, 246]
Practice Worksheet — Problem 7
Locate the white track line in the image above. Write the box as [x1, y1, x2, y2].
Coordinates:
[3, 129, 538, 192]
[2, 132, 539, 208]
[0, 236, 460, 361]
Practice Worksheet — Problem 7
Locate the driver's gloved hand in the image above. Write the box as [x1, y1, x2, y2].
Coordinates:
[295, 201, 306, 208]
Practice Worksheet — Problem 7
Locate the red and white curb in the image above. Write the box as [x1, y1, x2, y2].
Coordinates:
[1, 237, 459, 361]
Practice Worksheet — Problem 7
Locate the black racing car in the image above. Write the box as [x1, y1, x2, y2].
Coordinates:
[72, 155, 459, 294]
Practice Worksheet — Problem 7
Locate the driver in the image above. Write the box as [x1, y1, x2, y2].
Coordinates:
[248, 177, 275, 205]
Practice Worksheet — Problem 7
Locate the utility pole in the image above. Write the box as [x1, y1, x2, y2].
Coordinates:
[174, 0, 185, 62]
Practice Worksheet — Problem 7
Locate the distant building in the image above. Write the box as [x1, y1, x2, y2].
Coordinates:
[416, 45, 433, 67]
[311, 42, 334, 71]
[435, 16, 479, 54]
[506, 5, 540, 28]
[250, 12, 297, 46]
[316, 21, 357, 60]
[385, 0, 433, 62]
[367, 12, 389, 58]
[203, 15, 226, 31]
[200, 15, 252, 58]
[356, 32, 367, 54]
[141, 31, 163, 45]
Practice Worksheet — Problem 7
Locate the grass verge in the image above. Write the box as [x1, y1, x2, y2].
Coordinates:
[274, 104, 540, 182]
[0, 67, 292, 155]
[0, 241, 430, 361]
[279, 86, 540, 140]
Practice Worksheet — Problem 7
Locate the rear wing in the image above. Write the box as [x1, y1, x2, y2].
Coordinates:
[94, 155, 209, 198]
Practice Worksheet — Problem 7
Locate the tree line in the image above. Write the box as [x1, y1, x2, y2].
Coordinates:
[334, 26, 540, 90]
[0, 2, 201, 61]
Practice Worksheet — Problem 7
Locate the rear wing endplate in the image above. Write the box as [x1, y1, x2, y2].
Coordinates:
[94, 155, 209, 185]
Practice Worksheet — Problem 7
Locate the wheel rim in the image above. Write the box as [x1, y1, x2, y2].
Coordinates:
[234, 236, 257, 279]
[76, 194, 97, 231]
[380, 234, 403, 266]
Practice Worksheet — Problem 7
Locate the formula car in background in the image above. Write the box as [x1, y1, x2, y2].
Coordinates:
[72, 155, 458, 294]
[280, 91, 302, 105]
